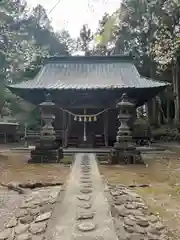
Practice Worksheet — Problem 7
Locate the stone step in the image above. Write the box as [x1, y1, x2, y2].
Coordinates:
[46, 153, 118, 240]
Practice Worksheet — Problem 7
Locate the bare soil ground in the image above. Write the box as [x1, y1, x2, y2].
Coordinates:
[0, 151, 69, 184]
[99, 151, 180, 239]
[0, 151, 70, 231]
[1, 148, 180, 239]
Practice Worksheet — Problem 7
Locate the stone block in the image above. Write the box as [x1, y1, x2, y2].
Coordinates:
[28, 147, 63, 163]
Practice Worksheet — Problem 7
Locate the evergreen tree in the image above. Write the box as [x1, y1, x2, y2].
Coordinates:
[58, 29, 78, 54]
[77, 24, 93, 55]
[93, 13, 110, 55]
[0, 0, 71, 125]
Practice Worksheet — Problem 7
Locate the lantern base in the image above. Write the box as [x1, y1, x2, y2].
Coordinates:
[29, 146, 63, 163]
[110, 143, 144, 165]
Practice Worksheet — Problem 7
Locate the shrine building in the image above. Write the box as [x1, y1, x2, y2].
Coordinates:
[8, 55, 168, 148]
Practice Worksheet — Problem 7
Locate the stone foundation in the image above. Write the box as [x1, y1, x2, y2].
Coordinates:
[29, 147, 63, 163]
[110, 147, 144, 164]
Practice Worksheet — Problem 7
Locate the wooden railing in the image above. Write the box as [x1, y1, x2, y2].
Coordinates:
[21, 131, 106, 148]
[22, 130, 64, 143]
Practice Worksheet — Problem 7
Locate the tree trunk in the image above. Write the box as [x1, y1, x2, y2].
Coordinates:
[172, 61, 180, 125]
[166, 99, 170, 124]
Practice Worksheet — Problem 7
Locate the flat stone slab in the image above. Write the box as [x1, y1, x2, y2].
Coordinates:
[46, 153, 118, 240]
[78, 203, 92, 209]
[80, 180, 92, 184]
[80, 183, 93, 188]
[76, 211, 94, 220]
[80, 188, 92, 194]
[77, 222, 96, 232]
[77, 195, 91, 201]
[80, 176, 91, 180]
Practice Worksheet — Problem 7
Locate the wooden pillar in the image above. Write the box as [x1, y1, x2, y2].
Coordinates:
[62, 109, 65, 147]
[64, 112, 68, 147]
[64, 130, 68, 147]
[4, 132, 6, 144]
[166, 99, 170, 124]
[24, 123, 27, 147]
[147, 97, 160, 126]
[65, 112, 71, 147]
[147, 99, 153, 125]
[104, 110, 108, 147]
[83, 109, 87, 142]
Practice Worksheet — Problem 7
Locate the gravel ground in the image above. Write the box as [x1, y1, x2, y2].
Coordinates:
[0, 188, 25, 231]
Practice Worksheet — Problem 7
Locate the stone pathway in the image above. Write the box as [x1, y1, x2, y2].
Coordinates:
[0, 189, 25, 232]
[107, 184, 170, 240]
[46, 153, 118, 240]
[0, 186, 62, 240]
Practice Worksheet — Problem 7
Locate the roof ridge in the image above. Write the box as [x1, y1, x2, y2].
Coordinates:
[44, 55, 133, 64]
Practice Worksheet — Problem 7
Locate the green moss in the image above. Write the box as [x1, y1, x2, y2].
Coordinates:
[61, 156, 72, 165]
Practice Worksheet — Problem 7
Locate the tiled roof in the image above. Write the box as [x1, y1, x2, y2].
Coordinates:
[8, 56, 169, 90]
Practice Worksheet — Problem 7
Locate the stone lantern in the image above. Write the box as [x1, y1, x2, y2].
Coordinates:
[39, 93, 56, 147]
[115, 93, 134, 146]
[29, 92, 63, 163]
[111, 93, 143, 164]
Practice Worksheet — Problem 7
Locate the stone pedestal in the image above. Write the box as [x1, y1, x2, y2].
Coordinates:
[111, 144, 143, 164]
[29, 93, 63, 163]
[29, 146, 63, 163]
[110, 93, 143, 164]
